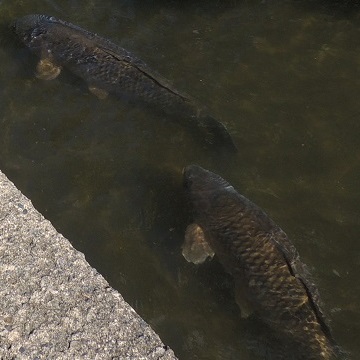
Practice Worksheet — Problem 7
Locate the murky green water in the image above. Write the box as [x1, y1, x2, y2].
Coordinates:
[1, 0, 360, 358]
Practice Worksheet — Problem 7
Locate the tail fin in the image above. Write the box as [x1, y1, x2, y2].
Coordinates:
[196, 115, 237, 153]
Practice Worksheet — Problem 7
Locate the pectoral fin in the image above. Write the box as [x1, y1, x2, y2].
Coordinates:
[36, 58, 61, 80]
[89, 86, 108, 99]
[182, 223, 214, 264]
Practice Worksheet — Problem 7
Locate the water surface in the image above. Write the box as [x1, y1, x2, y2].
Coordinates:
[1, 0, 359, 358]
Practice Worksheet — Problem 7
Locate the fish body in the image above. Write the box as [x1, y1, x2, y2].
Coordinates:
[13, 14, 236, 151]
[183, 165, 339, 359]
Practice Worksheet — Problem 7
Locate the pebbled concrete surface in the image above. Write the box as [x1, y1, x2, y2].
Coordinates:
[0, 170, 177, 360]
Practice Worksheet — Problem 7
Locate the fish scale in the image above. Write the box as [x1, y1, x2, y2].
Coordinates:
[183, 164, 341, 359]
[13, 14, 237, 152]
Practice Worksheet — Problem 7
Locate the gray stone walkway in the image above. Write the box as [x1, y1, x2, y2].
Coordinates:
[0, 170, 177, 360]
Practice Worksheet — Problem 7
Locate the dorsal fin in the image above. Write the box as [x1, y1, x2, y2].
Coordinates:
[269, 227, 336, 344]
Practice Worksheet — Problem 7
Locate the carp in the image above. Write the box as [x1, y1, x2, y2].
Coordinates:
[13, 14, 236, 152]
[183, 164, 340, 359]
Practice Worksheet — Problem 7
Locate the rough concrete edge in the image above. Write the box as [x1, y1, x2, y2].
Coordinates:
[0, 169, 177, 360]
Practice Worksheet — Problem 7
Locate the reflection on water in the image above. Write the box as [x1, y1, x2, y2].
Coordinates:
[1, 0, 360, 358]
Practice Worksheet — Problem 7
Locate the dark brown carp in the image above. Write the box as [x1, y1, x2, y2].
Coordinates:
[183, 164, 340, 359]
[13, 14, 236, 152]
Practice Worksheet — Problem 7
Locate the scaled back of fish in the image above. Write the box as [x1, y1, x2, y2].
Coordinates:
[182, 165, 341, 359]
[13, 14, 236, 152]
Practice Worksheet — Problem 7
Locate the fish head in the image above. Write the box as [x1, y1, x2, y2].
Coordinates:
[183, 165, 236, 216]
[183, 165, 233, 195]
[12, 14, 55, 45]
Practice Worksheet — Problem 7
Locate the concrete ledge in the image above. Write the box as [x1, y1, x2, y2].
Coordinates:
[0, 170, 177, 360]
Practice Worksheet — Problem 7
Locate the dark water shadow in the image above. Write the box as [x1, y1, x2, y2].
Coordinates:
[293, 0, 360, 17]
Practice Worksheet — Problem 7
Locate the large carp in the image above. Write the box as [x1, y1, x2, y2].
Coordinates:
[13, 14, 236, 152]
[182, 165, 340, 359]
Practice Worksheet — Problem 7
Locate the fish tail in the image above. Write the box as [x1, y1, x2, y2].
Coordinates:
[196, 115, 237, 153]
